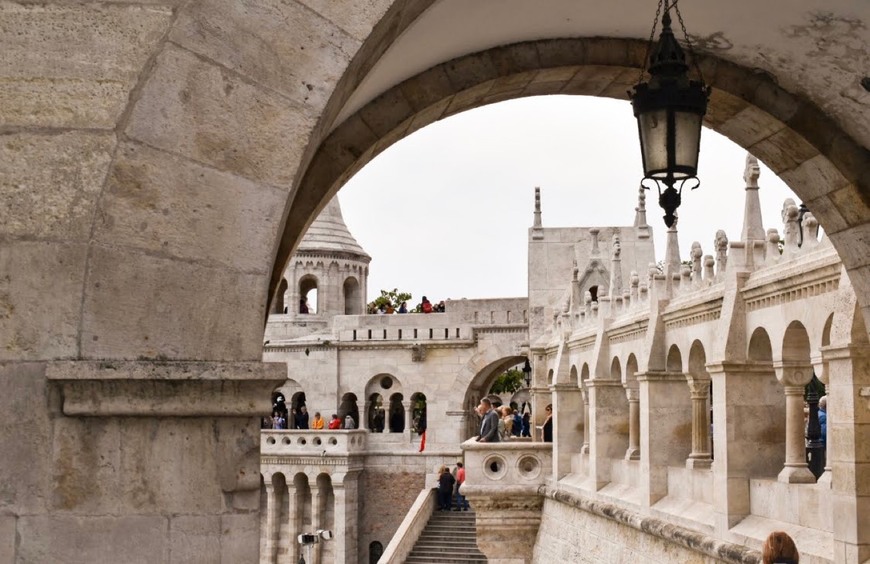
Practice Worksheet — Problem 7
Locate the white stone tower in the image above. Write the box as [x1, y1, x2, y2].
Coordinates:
[272, 196, 371, 334]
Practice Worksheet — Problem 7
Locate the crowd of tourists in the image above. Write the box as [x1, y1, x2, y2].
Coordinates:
[472, 398, 550, 443]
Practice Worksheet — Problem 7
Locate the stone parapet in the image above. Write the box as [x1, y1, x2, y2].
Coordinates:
[261, 429, 367, 456]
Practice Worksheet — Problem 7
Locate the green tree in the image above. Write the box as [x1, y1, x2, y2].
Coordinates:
[489, 368, 525, 395]
[368, 288, 413, 312]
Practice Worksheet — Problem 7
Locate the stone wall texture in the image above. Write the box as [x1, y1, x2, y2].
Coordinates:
[533, 498, 724, 564]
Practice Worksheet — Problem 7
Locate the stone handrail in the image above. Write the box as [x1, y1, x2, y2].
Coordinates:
[378, 487, 437, 564]
[261, 429, 367, 456]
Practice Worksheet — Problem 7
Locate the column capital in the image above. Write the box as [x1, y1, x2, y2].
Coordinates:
[636, 371, 685, 383]
[625, 387, 640, 402]
[773, 361, 813, 387]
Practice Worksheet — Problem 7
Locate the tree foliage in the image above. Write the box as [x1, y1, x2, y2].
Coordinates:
[489, 368, 525, 395]
[368, 288, 413, 311]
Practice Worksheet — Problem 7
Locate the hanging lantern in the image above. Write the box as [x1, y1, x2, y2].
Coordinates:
[630, 0, 710, 228]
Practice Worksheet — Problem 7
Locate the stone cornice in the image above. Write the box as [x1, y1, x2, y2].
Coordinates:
[741, 249, 841, 312]
[46, 361, 284, 417]
[607, 320, 649, 346]
[662, 296, 723, 330]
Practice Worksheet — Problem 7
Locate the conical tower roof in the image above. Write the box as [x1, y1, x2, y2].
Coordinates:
[296, 196, 370, 260]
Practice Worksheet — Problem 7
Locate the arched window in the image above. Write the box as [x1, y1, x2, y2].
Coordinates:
[589, 285, 599, 302]
[389, 393, 405, 433]
[339, 393, 359, 428]
[343, 277, 361, 315]
[274, 278, 288, 314]
[299, 275, 318, 314]
[411, 393, 427, 434]
[368, 393, 385, 432]
[369, 541, 384, 564]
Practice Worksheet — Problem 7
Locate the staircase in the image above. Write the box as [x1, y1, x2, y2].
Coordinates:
[404, 509, 487, 563]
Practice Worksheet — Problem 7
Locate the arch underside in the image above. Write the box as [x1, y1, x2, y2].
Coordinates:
[273, 38, 870, 338]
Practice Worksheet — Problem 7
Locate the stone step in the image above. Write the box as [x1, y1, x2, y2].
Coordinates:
[405, 552, 486, 564]
[418, 532, 478, 541]
[413, 542, 483, 552]
[406, 553, 487, 561]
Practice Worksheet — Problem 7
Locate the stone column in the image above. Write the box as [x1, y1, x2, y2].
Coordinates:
[310, 483, 324, 564]
[587, 379, 628, 489]
[263, 482, 279, 564]
[638, 372, 692, 506]
[357, 399, 367, 430]
[288, 481, 300, 564]
[707, 362, 784, 535]
[686, 375, 712, 469]
[404, 400, 413, 441]
[551, 383, 584, 479]
[823, 344, 870, 564]
[624, 386, 640, 460]
[581, 388, 590, 454]
[446, 409, 470, 443]
[331, 471, 360, 564]
[774, 361, 816, 483]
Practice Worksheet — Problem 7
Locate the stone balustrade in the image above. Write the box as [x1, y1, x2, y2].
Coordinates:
[261, 429, 367, 456]
[461, 439, 552, 564]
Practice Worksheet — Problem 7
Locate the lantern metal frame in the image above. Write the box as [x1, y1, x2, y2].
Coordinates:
[522, 358, 532, 388]
[630, 0, 710, 228]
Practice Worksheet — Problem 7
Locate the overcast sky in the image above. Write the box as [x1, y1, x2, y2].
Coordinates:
[338, 95, 798, 304]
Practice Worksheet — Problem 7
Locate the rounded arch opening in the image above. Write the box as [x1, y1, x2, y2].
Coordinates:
[298, 275, 318, 314]
[666, 345, 683, 373]
[343, 276, 361, 315]
[749, 327, 774, 363]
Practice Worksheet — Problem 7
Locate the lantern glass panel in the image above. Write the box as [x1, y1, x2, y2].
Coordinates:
[674, 111, 703, 178]
[639, 109, 668, 178]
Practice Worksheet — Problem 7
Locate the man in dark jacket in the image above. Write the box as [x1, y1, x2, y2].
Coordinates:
[476, 398, 500, 443]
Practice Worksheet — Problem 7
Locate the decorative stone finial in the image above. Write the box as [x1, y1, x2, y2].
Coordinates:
[714, 230, 729, 276]
[802, 212, 819, 248]
[743, 153, 760, 188]
[741, 153, 765, 242]
[691, 242, 703, 283]
[533, 187, 542, 229]
[782, 199, 800, 253]
[609, 234, 623, 299]
[589, 228, 600, 256]
[634, 185, 648, 228]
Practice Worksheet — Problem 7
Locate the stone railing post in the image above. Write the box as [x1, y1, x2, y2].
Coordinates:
[686, 375, 712, 469]
[774, 361, 816, 483]
[625, 386, 641, 460]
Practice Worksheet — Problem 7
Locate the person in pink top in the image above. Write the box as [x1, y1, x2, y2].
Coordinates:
[453, 462, 469, 511]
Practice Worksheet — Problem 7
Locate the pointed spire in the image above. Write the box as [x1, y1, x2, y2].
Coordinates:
[664, 216, 681, 276]
[533, 187, 542, 228]
[298, 196, 370, 259]
[741, 153, 765, 242]
[633, 185, 648, 228]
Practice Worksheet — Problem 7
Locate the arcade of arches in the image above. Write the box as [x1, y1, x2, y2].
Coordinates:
[1, 1, 869, 563]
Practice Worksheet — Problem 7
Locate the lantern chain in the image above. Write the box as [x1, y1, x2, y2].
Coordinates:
[638, 0, 665, 84]
[672, 0, 705, 83]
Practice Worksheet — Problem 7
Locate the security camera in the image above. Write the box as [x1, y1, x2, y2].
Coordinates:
[297, 534, 318, 545]
[317, 529, 334, 541]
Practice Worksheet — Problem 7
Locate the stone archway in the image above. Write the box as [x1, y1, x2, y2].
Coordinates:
[3, 2, 869, 562]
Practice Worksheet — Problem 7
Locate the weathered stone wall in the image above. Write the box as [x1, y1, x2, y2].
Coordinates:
[359, 466, 426, 562]
[533, 497, 733, 564]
